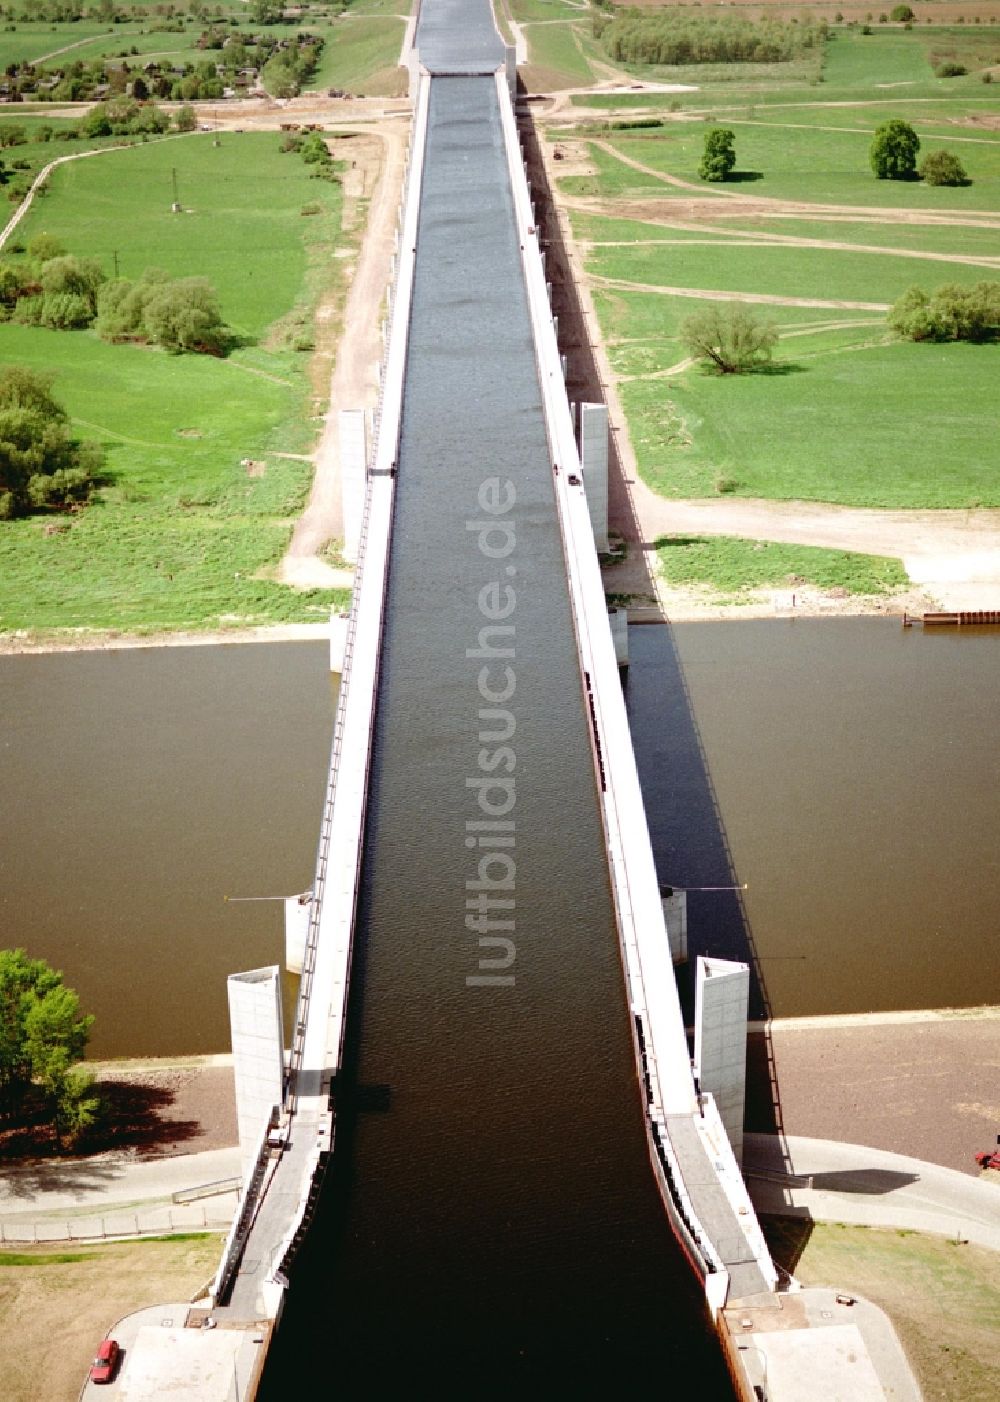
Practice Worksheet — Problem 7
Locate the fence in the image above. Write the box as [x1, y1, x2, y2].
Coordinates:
[0, 1195, 238, 1244]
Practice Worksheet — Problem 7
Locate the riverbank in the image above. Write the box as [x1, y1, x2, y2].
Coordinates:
[0, 622, 334, 655]
[25, 1003, 993, 1180]
[746, 1004, 1000, 1177]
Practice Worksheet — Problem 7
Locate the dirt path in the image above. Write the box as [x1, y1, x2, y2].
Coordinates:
[278, 117, 409, 589]
[592, 273, 891, 310]
[631, 487, 1000, 563]
[587, 140, 1000, 226]
[580, 210, 1000, 271]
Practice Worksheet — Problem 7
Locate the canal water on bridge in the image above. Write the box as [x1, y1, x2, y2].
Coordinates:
[257, 75, 735, 1397]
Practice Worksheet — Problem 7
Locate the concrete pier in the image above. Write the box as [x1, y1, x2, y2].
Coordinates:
[578, 401, 610, 552]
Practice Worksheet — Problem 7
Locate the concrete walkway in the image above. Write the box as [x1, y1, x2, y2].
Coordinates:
[744, 1134, 1000, 1252]
[0, 1147, 241, 1241]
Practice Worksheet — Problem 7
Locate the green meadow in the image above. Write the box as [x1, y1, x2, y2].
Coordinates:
[618, 331, 1000, 508]
[656, 535, 907, 595]
[0, 134, 351, 634]
[553, 22, 1000, 515]
[0, 6, 405, 94]
[311, 15, 407, 95]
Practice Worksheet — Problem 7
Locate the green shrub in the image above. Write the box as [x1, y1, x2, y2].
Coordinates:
[37, 291, 94, 329]
[936, 61, 968, 77]
[919, 149, 969, 186]
[699, 126, 736, 182]
[870, 118, 919, 179]
[889, 281, 1000, 342]
[0, 369, 101, 517]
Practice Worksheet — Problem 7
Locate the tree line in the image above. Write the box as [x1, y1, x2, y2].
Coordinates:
[0, 234, 231, 352]
[595, 9, 827, 66]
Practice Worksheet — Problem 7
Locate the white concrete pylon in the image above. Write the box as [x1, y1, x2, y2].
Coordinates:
[578, 402, 610, 553]
[227, 967, 285, 1182]
[694, 956, 750, 1164]
[661, 888, 687, 962]
[285, 894, 312, 975]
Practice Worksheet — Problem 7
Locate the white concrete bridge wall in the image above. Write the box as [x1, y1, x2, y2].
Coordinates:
[495, 71, 775, 1304]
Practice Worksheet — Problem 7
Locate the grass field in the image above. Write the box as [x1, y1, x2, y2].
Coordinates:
[0, 7, 403, 93]
[312, 15, 407, 95]
[591, 238, 996, 303]
[0, 134, 351, 634]
[552, 22, 1000, 514]
[765, 1219, 1000, 1402]
[656, 535, 907, 593]
[604, 120, 1000, 210]
[620, 335, 1000, 507]
[0, 1236, 222, 1402]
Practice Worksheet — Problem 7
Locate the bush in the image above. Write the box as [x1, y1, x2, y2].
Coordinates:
[142, 276, 228, 354]
[919, 149, 969, 186]
[680, 302, 779, 373]
[889, 3, 914, 17]
[888, 281, 1000, 342]
[935, 61, 968, 77]
[37, 291, 94, 329]
[0, 368, 101, 517]
[174, 103, 197, 132]
[699, 127, 736, 183]
[96, 268, 230, 355]
[870, 117, 919, 179]
[27, 232, 66, 264]
[38, 254, 105, 314]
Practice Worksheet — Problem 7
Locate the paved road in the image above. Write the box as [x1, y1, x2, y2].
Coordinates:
[745, 1133, 1000, 1251]
[0, 1146, 241, 1240]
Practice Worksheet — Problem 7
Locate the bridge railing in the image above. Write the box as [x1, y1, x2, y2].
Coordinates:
[495, 71, 777, 1307]
[285, 77, 430, 1114]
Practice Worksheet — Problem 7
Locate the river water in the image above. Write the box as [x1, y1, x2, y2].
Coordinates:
[0, 642, 336, 1058]
[3, 621, 998, 1058]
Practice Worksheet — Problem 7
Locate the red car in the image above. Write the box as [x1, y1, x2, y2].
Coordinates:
[89, 1338, 120, 1385]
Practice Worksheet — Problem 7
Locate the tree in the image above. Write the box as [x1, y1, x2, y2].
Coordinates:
[870, 118, 920, 179]
[920, 149, 968, 186]
[0, 367, 101, 518]
[80, 102, 112, 138]
[699, 126, 736, 182]
[39, 254, 105, 315]
[888, 281, 1000, 342]
[174, 103, 197, 132]
[680, 302, 779, 373]
[26, 231, 65, 264]
[0, 949, 98, 1148]
[889, 2, 913, 16]
[142, 276, 228, 354]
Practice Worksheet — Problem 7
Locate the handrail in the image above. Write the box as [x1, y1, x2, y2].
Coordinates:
[285, 83, 429, 1113]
